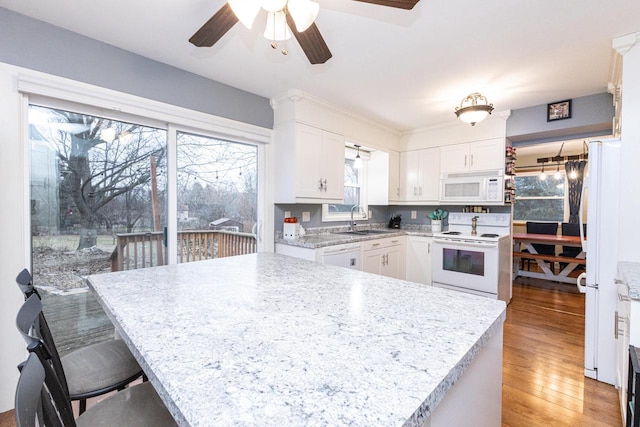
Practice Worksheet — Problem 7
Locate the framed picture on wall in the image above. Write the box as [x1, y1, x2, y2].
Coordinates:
[547, 99, 572, 121]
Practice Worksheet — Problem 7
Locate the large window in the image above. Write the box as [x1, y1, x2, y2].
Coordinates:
[514, 172, 566, 221]
[322, 148, 368, 222]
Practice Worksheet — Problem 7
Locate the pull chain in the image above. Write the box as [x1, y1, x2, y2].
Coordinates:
[270, 11, 278, 49]
[281, 9, 288, 56]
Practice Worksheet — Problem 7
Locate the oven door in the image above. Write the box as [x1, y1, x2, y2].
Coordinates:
[432, 239, 499, 295]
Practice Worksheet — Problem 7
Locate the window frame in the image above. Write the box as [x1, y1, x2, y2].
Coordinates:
[321, 147, 369, 222]
[513, 171, 569, 223]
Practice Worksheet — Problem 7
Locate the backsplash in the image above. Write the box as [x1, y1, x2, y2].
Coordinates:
[274, 203, 512, 233]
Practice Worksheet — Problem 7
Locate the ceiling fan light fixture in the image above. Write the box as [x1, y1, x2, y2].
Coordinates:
[287, 0, 320, 32]
[228, 0, 262, 29]
[454, 92, 494, 126]
[261, 0, 288, 12]
[264, 11, 292, 41]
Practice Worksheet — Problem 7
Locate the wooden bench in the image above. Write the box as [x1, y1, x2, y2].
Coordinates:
[512, 251, 587, 265]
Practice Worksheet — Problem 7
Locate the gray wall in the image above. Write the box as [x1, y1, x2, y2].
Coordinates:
[507, 92, 613, 146]
[0, 8, 273, 129]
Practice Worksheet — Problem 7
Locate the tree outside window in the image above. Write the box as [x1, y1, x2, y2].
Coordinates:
[513, 172, 566, 221]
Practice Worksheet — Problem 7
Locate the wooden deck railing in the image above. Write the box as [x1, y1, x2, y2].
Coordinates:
[110, 230, 257, 272]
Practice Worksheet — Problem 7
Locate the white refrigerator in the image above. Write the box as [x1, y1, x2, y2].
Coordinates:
[580, 138, 621, 385]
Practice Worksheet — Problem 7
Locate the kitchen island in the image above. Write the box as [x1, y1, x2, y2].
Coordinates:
[87, 253, 506, 426]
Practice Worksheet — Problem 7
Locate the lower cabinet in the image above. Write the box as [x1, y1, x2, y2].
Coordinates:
[362, 237, 406, 279]
[616, 273, 640, 426]
[405, 235, 433, 285]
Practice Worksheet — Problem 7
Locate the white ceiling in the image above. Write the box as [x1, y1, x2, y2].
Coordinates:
[1, 0, 639, 132]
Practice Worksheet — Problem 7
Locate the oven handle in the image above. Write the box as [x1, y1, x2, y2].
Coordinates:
[433, 239, 498, 248]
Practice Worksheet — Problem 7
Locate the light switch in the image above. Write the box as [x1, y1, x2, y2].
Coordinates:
[302, 212, 311, 222]
[411, 210, 417, 219]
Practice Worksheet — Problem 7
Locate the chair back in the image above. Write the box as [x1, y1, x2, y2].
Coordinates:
[16, 269, 40, 300]
[16, 295, 75, 425]
[15, 352, 68, 427]
[526, 221, 558, 255]
[561, 222, 586, 257]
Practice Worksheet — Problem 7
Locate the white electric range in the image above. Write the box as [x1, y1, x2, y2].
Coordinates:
[432, 213, 511, 302]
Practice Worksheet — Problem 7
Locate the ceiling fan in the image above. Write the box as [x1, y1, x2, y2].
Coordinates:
[189, 0, 421, 65]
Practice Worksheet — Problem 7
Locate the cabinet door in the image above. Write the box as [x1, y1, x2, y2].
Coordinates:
[295, 124, 324, 198]
[321, 130, 346, 200]
[388, 150, 401, 203]
[418, 148, 440, 202]
[469, 139, 504, 171]
[400, 151, 420, 201]
[382, 245, 405, 279]
[406, 236, 433, 285]
[362, 249, 384, 275]
[440, 143, 470, 174]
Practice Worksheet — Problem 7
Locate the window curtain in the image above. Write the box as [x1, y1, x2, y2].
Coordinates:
[565, 160, 587, 223]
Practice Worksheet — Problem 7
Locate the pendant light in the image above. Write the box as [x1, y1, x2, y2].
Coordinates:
[353, 145, 363, 169]
[554, 162, 562, 180]
[539, 162, 547, 181]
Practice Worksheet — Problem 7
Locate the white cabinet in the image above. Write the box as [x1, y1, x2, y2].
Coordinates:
[440, 139, 504, 174]
[399, 147, 439, 203]
[362, 236, 406, 279]
[274, 122, 345, 203]
[405, 236, 433, 285]
[388, 150, 401, 203]
[616, 275, 640, 425]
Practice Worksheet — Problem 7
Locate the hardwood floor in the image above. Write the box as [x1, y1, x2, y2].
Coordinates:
[503, 279, 622, 426]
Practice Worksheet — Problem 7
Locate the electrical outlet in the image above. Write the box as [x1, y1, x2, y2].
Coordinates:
[284, 211, 291, 218]
[302, 212, 311, 222]
[411, 210, 417, 219]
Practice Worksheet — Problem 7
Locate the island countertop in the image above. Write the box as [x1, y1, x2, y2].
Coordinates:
[87, 253, 506, 426]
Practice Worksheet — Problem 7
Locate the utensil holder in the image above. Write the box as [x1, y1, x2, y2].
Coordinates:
[431, 220, 442, 233]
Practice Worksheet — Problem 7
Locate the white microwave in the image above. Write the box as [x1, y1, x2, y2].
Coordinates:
[439, 170, 504, 205]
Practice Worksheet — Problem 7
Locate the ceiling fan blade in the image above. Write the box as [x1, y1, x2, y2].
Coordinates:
[284, 14, 332, 65]
[189, 3, 239, 47]
[352, 0, 420, 10]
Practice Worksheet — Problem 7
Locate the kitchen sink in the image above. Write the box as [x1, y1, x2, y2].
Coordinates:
[334, 229, 397, 236]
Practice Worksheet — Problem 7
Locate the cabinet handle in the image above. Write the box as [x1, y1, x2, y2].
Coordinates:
[428, 243, 431, 254]
[471, 154, 474, 167]
[615, 311, 619, 339]
[323, 179, 327, 192]
[397, 188, 400, 197]
[391, 240, 399, 244]
[371, 243, 380, 247]
[464, 154, 467, 167]
[318, 179, 323, 191]
[414, 187, 417, 196]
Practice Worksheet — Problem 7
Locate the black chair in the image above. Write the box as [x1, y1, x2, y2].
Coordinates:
[559, 222, 587, 270]
[15, 294, 177, 427]
[522, 221, 558, 271]
[15, 268, 143, 414]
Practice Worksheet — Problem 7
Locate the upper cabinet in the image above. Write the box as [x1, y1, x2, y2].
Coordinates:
[399, 147, 440, 203]
[274, 122, 345, 203]
[388, 150, 401, 203]
[440, 139, 505, 174]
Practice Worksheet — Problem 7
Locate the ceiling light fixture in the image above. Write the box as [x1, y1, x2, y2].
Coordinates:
[454, 93, 494, 126]
[539, 162, 547, 181]
[229, 0, 319, 56]
[353, 145, 363, 169]
[554, 163, 562, 180]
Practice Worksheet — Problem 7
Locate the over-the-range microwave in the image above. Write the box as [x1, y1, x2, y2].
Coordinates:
[439, 170, 504, 205]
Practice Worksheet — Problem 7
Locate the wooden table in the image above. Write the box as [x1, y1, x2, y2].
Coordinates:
[512, 233, 586, 284]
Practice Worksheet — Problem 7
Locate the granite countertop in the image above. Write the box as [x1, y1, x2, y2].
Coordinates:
[275, 225, 435, 249]
[618, 261, 640, 301]
[87, 253, 505, 427]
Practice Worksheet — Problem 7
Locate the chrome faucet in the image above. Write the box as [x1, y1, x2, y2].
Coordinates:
[350, 205, 361, 231]
[471, 216, 479, 235]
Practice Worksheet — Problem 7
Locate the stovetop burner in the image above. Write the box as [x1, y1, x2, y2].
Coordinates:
[443, 231, 462, 235]
[480, 233, 499, 238]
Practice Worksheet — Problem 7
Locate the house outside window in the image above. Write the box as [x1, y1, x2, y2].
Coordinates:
[322, 147, 368, 222]
[513, 172, 567, 222]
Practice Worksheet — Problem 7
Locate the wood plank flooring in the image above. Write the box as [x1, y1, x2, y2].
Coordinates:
[1, 279, 622, 427]
[503, 278, 622, 426]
